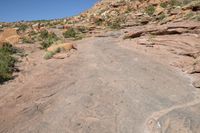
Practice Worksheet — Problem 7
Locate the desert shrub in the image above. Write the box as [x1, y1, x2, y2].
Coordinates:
[22, 37, 34, 43]
[63, 27, 86, 40]
[185, 12, 194, 19]
[125, 6, 133, 13]
[77, 26, 88, 33]
[41, 37, 55, 49]
[44, 51, 55, 60]
[39, 30, 49, 39]
[146, 5, 155, 16]
[63, 28, 77, 38]
[107, 17, 125, 30]
[1, 42, 19, 54]
[39, 30, 59, 49]
[160, 2, 168, 8]
[108, 21, 121, 29]
[44, 48, 61, 60]
[157, 13, 166, 20]
[94, 18, 104, 26]
[0, 43, 17, 83]
[17, 24, 29, 33]
[169, 0, 182, 6]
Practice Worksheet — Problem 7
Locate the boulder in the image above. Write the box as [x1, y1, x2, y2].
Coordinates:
[47, 43, 77, 52]
[0, 28, 20, 45]
[123, 31, 143, 39]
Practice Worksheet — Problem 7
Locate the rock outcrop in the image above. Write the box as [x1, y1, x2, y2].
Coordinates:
[0, 28, 20, 45]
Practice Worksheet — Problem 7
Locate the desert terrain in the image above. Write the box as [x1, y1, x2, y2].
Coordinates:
[0, 0, 200, 133]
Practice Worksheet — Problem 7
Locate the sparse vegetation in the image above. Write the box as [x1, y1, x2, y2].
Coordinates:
[63, 28, 84, 40]
[0, 43, 18, 83]
[145, 5, 155, 16]
[44, 51, 55, 60]
[185, 12, 194, 19]
[77, 26, 88, 33]
[169, 0, 181, 7]
[39, 30, 59, 49]
[125, 6, 133, 13]
[108, 21, 121, 29]
[17, 24, 29, 33]
[44, 47, 61, 60]
[94, 18, 104, 26]
[107, 17, 125, 30]
[157, 13, 166, 21]
[22, 36, 34, 43]
[63, 28, 76, 38]
[160, 2, 168, 8]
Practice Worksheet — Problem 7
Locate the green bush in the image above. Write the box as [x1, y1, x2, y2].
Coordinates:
[107, 17, 124, 30]
[185, 12, 194, 19]
[169, 0, 182, 6]
[39, 30, 49, 39]
[22, 37, 34, 43]
[1, 42, 19, 54]
[0, 43, 17, 83]
[108, 21, 121, 29]
[63, 28, 77, 38]
[157, 13, 166, 21]
[39, 30, 59, 49]
[44, 48, 61, 60]
[146, 5, 156, 16]
[63, 28, 86, 40]
[160, 2, 168, 8]
[41, 38, 55, 49]
[77, 26, 88, 33]
[44, 51, 55, 60]
[17, 24, 29, 33]
[94, 18, 104, 26]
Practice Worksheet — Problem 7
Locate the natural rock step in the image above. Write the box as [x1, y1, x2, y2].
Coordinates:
[124, 22, 200, 39]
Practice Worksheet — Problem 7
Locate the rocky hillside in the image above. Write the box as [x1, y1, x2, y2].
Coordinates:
[78, 0, 200, 28]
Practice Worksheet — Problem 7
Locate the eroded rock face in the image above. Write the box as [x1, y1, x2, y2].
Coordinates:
[124, 21, 200, 39]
